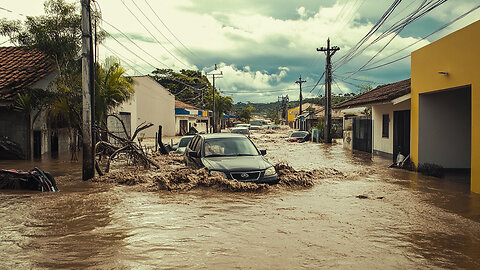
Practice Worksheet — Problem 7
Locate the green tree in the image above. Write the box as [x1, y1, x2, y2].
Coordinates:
[237, 105, 254, 123]
[151, 68, 211, 108]
[95, 57, 134, 125]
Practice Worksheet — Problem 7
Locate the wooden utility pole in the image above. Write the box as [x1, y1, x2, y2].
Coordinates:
[207, 64, 223, 133]
[295, 75, 306, 131]
[317, 38, 339, 143]
[81, 0, 95, 180]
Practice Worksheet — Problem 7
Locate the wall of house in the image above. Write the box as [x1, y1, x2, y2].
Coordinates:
[372, 100, 410, 156]
[113, 76, 175, 139]
[133, 77, 175, 138]
[175, 115, 201, 135]
[411, 20, 480, 193]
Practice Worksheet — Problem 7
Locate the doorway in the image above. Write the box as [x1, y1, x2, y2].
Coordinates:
[393, 110, 410, 162]
[418, 86, 471, 169]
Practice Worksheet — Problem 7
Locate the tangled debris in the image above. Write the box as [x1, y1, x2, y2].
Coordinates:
[93, 153, 331, 192]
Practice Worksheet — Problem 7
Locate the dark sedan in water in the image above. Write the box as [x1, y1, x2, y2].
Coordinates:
[184, 133, 278, 184]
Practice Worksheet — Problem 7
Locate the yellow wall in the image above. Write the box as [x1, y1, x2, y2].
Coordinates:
[288, 107, 299, 122]
[411, 20, 480, 193]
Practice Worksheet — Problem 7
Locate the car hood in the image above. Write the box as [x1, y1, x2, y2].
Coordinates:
[202, 155, 271, 172]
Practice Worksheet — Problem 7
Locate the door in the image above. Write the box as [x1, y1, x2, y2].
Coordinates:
[352, 117, 372, 153]
[393, 110, 411, 162]
[33, 130, 42, 159]
[180, 120, 188, 135]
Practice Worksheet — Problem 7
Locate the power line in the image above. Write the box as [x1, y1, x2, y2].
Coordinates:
[363, 3, 480, 69]
[120, 0, 190, 69]
[340, 2, 480, 75]
[129, 0, 192, 62]
[101, 44, 148, 75]
[333, 0, 403, 70]
[100, 21, 170, 69]
[309, 71, 325, 93]
[143, 0, 202, 61]
[101, 26, 204, 92]
[339, 0, 449, 79]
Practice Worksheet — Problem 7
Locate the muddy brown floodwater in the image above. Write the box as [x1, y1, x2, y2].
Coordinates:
[1, 129, 479, 269]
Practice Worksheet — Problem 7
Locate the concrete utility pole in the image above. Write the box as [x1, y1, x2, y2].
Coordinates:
[207, 64, 223, 133]
[295, 75, 306, 130]
[317, 38, 339, 143]
[81, 0, 95, 180]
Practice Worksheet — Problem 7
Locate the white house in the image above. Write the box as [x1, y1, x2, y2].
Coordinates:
[109, 76, 175, 139]
[335, 79, 411, 160]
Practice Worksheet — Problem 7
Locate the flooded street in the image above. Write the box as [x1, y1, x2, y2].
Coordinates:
[1, 130, 479, 269]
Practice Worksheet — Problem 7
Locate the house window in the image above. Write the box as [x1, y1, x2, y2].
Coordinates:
[382, 114, 389, 138]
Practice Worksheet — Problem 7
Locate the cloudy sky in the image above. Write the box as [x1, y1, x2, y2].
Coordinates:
[1, 0, 479, 103]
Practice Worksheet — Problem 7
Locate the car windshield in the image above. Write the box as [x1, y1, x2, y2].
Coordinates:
[203, 137, 259, 157]
[290, 132, 307, 138]
[178, 137, 193, 147]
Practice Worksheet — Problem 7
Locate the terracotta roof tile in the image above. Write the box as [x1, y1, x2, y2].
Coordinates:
[175, 99, 200, 110]
[335, 78, 410, 109]
[0, 47, 56, 102]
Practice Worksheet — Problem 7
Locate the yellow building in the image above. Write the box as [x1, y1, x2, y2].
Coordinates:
[411, 20, 480, 193]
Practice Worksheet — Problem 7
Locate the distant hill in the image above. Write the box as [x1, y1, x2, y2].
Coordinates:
[232, 95, 354, 117]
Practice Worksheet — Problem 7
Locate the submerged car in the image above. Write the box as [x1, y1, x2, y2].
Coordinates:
[184, 133, 278, 184]
[230, 127, 250, 136]
[287, 131, 311, 143]
[173, 135, 194, 154]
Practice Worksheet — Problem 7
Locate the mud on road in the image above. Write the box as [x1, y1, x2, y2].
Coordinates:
[1, 128, 480, 269]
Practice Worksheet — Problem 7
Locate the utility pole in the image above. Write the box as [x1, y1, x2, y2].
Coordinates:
[207, 64, 223, 133]
[295, 75, 306, 131]
[81, 0, 95, 180]
[317, 38, 339, 143]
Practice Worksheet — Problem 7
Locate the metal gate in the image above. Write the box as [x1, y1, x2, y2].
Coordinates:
[352, 117, 372, 153]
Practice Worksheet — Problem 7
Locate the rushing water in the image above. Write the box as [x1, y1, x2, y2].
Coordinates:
[0, 131, 479, 269]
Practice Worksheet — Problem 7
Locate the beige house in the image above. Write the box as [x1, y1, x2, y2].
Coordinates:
[109, 76, 175, 139]
[175, 100, 210, 135]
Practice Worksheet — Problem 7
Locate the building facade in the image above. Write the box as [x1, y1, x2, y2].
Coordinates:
[411, 20, 480, 193]
[109, 76, 176, 139]
[175, 100, 210, 135]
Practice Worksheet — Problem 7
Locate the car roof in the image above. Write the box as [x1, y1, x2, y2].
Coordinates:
[197, 133, 248, 139]
[231, 127, 248, 130]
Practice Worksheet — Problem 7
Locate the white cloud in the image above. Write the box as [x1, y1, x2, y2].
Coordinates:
[3, 0, 479, 103]
[297, 6, 307, 18]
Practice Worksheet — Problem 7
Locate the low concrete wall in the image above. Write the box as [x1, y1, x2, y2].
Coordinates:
[343, 131, 353, 150]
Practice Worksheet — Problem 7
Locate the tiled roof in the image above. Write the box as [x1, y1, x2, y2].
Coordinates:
[335, 78, 410, 109]
[0, 47, 56, 102]
[175, 99, 199, 110]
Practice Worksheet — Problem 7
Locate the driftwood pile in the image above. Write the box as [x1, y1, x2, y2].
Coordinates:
[94, 114, 160, 176]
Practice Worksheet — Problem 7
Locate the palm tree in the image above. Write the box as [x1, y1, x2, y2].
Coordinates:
[94, 57, 134, 126]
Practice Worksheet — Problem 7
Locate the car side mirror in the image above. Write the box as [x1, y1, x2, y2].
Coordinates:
[188, 151, 199, 158]
[260, 149, 267, 155]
